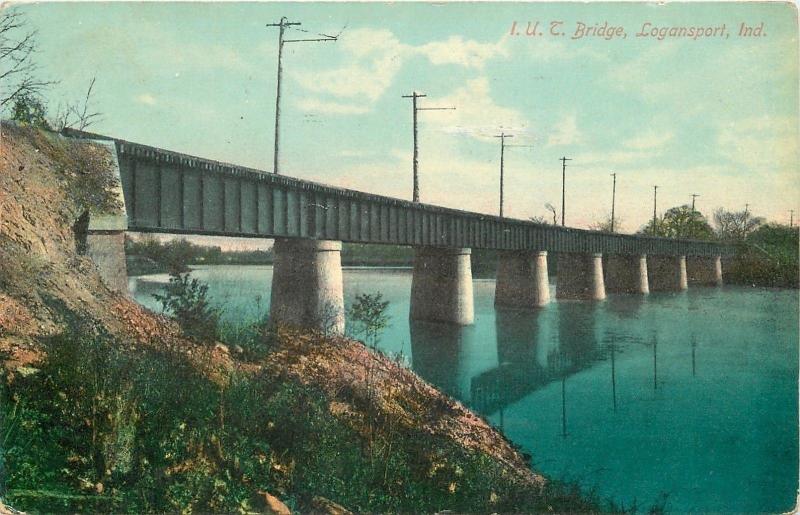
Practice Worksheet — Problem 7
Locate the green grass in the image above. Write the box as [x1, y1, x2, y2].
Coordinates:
[0, 316, 617, 513]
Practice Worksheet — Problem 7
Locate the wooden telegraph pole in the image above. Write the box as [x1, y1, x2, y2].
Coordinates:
[402, 92, 455, 203]
[267, 17, 338, 175]
[560, 156, 572, 226]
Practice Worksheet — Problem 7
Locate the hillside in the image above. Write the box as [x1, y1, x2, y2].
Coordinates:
[0, 122, 601, 513]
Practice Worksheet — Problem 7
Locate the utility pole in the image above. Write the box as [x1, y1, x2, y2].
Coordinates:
[267, 17, 337, 175]
[496, 133, 512, 218]
[691, 194, 699, 212]
[492, 132, 533, 218]
[791, 210, 794, 228]
[402, 92, 455, 203]
[652, 185, 658, 236]
[610, 172, 617, 233]
[560, 156, 572, 227]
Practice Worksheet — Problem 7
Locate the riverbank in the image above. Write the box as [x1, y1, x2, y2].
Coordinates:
[0, 124, 607, 511]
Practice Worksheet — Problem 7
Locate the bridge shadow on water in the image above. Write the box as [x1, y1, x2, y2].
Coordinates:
[408, 292, 695, 426]
[410, 302, 612, 415]
[408, 300, 638, 419]
[469, 303, 607, 418]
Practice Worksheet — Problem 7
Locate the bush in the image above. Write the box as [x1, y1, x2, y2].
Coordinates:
[347, 292, 390, 349]
[725, 225, 799, 288]
[153, 272, 220, 342]
[1, 316, 610, 513]
[10, 94, 50, 129]
[1, 324, 275, 512]
[218, 318, 273, 362]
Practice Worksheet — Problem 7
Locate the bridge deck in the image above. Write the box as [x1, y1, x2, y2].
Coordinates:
[75, 131, 733, 257]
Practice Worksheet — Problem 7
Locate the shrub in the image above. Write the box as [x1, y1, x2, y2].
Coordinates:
[153, 272, 220, 342]
[347, 292, 390, 349]
[10, 94, 50, 129]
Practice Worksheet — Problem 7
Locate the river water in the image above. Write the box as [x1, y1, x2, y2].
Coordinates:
[129, 265, 798, 512]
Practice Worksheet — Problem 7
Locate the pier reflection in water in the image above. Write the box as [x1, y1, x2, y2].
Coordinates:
[409, 320, 476, 401]
[410, 297, 675, 430]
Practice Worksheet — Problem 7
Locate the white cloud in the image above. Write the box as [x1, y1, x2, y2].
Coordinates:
[574, 149, 649, 166]
[428, 77, 529, 139]
[416, 36, 508, 69]
[135, 93, 157, 106]
[717, 115, 798, 174]
[291, 28, 406, 103]
[623, 130, 674, 151]
[603, 42, 681, 103]
[290, 29, 510, 110]
[296, 98, 369, 115]
[546, 113, 581, 147]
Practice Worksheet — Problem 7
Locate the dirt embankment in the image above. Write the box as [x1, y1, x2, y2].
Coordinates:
[0, 123, 545, 509]
[0, 123, 235, 379]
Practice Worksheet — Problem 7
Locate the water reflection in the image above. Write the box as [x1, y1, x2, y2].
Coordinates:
[469, 304, 608, 419]
[558, 302, 600, 370]
[495, 308, 542, 366]
[409, 320, 474, 401]
[470, 309, 550, 416]
[604, 294, 644, 320]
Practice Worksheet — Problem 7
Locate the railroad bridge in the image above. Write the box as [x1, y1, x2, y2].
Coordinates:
[71, 131, 733, 334]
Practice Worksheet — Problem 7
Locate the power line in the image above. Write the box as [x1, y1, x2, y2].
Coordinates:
[402, 91, 455, 203]
[560, 157, 572, 227]
[266, 17, 337, 175]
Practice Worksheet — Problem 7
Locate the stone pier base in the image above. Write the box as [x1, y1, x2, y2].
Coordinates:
[270, 238, 345, 334]
[687, 255, 723, 286]
[604, 254, 649, 294]
[647, 255, 688, 292]
[495, 250, 550, 309]
[410, 247, 474, 325]
[86, 230, 129, 294]
[556, 253, 606, 300]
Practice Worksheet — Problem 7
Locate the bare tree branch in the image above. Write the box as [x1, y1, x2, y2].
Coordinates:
[0, 8, 56, 108]
[56, 76, 102, 130]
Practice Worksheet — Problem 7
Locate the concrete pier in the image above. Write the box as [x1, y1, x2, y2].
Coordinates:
[410, 247, 474, 325]
[86, 231, 129, 293]
[648, 255, 688, 292]
[495, 250, 550, 309]
[604, 254, 649, 294]
[270, 238, 345, 334]
[687, 255, 723, 286]
[80, 139, 130, 294]
[556, 253, 606, 300]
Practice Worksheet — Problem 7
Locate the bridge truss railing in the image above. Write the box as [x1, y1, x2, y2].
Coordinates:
[99, 137, 734, 257]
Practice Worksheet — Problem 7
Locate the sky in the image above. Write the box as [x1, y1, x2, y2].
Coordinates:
[6, 1, 800, 249]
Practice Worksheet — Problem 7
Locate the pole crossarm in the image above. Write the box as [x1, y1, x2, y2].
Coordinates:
[284, 36, 338, 43]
